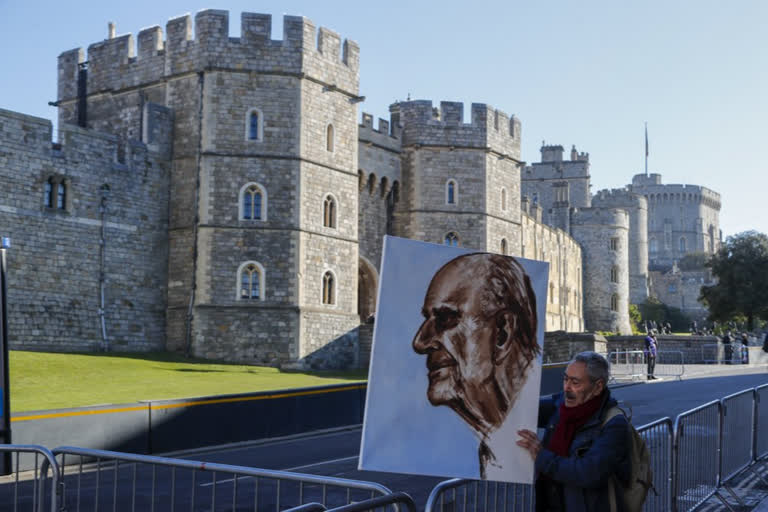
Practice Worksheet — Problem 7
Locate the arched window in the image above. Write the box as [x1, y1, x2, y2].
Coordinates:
[446, 179, 458, 205]
[649, 238, 658, 254]
[245, 108, 263, 141]
[323, 194, 337, 228]
[322, 270, 336, 305]
[444, 232, 460, 247]
[239, 183, 267, 221]
[57, 182, 66, 210]
[500, 238, 508, 255]
[326, 124, 334, 152]
[549, 283, 555, 303]
[610, 294, 619, 312]
[44, 177, 54, 208]
[679, 237, 687, 253]
[610, 266, 619, 283]
[501, 188, 507, 211]
[237, 261, 265, 300]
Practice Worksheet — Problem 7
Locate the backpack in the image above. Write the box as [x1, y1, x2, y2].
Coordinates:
[602, 406, 655, 512]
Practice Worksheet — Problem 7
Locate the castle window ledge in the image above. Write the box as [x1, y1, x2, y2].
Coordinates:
[42, 206, 71, 215]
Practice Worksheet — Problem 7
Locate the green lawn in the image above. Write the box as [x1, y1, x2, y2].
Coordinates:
[9, 351, 367, 413]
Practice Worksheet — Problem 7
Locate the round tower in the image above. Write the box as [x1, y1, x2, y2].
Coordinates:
[591, 189, 649, 305]
[570, 208, 631, 334]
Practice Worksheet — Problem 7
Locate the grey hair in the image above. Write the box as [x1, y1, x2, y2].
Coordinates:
[572, 351, 610, 385]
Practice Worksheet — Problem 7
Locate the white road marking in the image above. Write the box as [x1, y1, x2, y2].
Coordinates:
[198, 455, 359, 487]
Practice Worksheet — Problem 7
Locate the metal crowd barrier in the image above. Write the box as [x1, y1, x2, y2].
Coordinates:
[325, 491, 417, 512]
[424, 478, 534, 512]
[653, 350, 685, 380]
[701, 343, 744, 364]
[637, 418, 673, 512]
[46, 446, 392, 512]
[756, 384, 768, 462]
[720, 390, 755, 484]
[672, 400, 723, 512]
[0, 444, 60, 512]
[608, 350, 646, 381]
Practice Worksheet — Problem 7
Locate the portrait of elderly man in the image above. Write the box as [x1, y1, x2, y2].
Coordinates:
[412, 252, 540, 479]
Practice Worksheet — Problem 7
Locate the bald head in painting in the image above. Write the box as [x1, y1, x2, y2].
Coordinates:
[412, 253, 539, 476]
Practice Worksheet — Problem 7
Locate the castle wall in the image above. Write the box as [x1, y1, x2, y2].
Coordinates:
[648, 269, 713, 321]
[570, 208, 631, 334]
[358, 113, 402, 271]
[0, 108, 170, 352]
[591, 188, 649, 304]
[520, 214, 583, 332]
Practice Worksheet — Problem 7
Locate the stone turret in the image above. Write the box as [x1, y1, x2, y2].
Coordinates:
[570, 208, 631, 334]
[592, 188, 649, 304]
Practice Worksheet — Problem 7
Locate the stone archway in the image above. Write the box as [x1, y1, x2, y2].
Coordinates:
[358, 257, 378, 322]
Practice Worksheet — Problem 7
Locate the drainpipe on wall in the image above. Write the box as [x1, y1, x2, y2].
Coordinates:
[98, 185, 110, 351]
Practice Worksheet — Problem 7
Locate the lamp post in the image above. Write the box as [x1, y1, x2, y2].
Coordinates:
[0, 237, 11, 474]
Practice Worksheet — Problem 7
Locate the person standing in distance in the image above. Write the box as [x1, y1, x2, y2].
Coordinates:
[644, 332, 658, 380]
[517, 352, 630, 511]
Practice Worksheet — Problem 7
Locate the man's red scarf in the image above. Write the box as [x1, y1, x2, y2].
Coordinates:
[547, 392, 605, 456]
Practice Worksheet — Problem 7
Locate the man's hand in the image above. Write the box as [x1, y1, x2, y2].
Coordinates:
[516, 429, 542, 460]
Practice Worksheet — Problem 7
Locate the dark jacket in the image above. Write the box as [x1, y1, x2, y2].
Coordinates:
[535, 390, 631, 512]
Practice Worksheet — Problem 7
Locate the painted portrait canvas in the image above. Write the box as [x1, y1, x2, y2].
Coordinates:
[359, 236, 549, 484]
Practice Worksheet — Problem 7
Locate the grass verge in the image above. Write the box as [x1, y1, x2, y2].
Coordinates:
[10, 351, 367, 413]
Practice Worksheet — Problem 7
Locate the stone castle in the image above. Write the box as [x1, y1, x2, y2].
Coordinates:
[0, 10, 722, 367]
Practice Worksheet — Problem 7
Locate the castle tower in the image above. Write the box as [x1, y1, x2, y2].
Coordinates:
[57, 11, 361, 367]
[629, 173, 721, 269]
[570, 208, 631, 334]
[591, 189, 649, 304]
[522, 144, 591, 226]
[390, 100, 523, 255]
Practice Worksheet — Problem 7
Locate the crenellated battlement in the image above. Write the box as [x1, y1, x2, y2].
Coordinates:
[359, 112, 401, 153]
[571, 207, 630, 229]
[57, 10, 359, 101]
[593, 188, 648, 209]
[391, 100, 520, 157]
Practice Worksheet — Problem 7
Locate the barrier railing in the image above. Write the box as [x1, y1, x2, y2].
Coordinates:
[47, 446, 392, 512]
[673, 400, 722, 512]
[701, 343, 744, 365]
[756, 384, 768, 462]
[424, 478, 534, 512]
[0, 444, 60, 512]
[637, 418, 673, 512]
[608, 350, 646, 381]
[325, 491, 417, 512]
[654, 350, 685, 380]
[701, 343, 720, 364]
[720, 390, 755, 484]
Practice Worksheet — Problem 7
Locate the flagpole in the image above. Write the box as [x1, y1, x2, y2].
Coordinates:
[645, 122, 648, 176]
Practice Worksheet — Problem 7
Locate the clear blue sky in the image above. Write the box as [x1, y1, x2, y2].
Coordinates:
[1, 1, 765, 239]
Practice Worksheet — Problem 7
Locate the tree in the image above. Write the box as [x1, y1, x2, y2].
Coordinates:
[699, 231, 768, 331]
